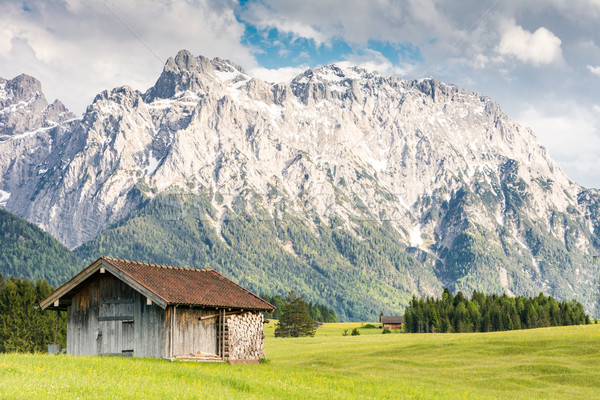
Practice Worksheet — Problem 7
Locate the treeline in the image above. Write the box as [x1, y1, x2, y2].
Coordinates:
[0, 209, 80, 287]
[261, 294, 338, 323]
[404, 288, 590, 333]
[0, 274, 66, 352]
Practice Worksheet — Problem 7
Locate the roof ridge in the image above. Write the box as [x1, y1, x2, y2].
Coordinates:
[102, 256, 211, 272]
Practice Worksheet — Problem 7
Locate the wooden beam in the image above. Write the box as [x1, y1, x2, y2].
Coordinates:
[102, 299, 134, 304]
[199, 310, 245, 320]
[98, 315, 134, 321]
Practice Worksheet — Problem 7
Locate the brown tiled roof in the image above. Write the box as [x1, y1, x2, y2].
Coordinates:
[102, 257, 274, 311]
[380, 316, 404, 324]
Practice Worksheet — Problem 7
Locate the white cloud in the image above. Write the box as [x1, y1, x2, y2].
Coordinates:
[250, 49, 414, 84]
[239, 0, 460, 48]
[517, 103, 600, 188]
[250, 65, 310, 83]
[337, 49, 414, 77]
[0, 0, 255, 114]
[587, 65, 600, 76]
[498, 21, 563, 66]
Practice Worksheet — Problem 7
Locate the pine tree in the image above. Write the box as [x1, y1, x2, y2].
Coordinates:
[0, 275, 66, 353]
[274, 291, 316, 337]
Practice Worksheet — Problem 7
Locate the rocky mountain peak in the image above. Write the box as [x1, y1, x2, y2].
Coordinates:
[144, 50, 248, 102]
[0, 73, 75, 136]
[3, 73, 43, 103]
[90, 86, 142, 111]
[1, 51, 599, 317]
[212, 57, 246, 75]
[289, 63, 395, 104]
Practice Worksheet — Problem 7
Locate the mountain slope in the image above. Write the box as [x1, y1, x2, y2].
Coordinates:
[2, 50, 600, 318]
[0, 208, 80, 286]
[74, 193, 436, 320]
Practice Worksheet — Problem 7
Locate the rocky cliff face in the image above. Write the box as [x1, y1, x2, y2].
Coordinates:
[0, 74, 76, 207]
[1, 50, 599, 315]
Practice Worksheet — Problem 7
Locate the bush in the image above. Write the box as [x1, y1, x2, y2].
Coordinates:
[351, 328, 360, 336]
[382, 328, 391, 334]
[362, 324, 377, 329]
[342, 329, 349, 336]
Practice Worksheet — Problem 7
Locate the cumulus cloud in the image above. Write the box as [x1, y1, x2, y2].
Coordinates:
[239, 0, 459, 49]
[498, 21, 563, 66]
[250, 49, 415, 84]
[588, 65, 600, 76]
[337, 49, 415, 77]
[517, 103, 600, 188]
[0, 0, 254, 114]
[250, 65, 310, 83]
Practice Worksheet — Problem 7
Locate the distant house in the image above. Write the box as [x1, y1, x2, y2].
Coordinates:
[40, 257, 275, 363]
[380, 315, 404, 329]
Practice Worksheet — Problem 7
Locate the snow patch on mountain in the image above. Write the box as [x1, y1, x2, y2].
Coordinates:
[410, 224, 423, 247]
[0, 190, 10, 206]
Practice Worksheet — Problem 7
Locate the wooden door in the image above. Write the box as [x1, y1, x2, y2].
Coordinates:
[97, 299, 134, 356]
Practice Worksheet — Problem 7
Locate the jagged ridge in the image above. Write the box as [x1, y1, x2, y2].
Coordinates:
[1, 50, 599, 318]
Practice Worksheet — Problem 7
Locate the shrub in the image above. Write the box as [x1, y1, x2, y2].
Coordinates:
[362, 324, 377, 329]
[342, 329, 349, 336]
[382, 328, 391, 334]
[351, 328, 360, 336]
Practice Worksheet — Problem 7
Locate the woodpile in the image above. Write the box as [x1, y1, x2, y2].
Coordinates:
[226, 312, 265, 360]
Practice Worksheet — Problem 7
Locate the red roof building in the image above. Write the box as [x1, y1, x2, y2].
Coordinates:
[380, 315, 404, 329]
[41, 257, 274, 362]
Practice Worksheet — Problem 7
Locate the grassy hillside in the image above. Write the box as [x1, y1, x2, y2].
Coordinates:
[0, 208, 80, 286]
[1, 324, 599, 399]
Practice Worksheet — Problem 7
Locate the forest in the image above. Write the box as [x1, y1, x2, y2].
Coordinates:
[0, 209, 80, 286]
[404, 288, 590, 333]
[0, 274, 66, 352]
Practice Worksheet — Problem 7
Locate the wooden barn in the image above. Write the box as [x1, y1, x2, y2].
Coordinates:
[380, 315, 404, 329]
[40, 257, 275, 363]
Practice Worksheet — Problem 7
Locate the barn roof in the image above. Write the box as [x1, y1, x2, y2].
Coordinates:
[380, 315, 404, 324]
[40, 257, 275, 311]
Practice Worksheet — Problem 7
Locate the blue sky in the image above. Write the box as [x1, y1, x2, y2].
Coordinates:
[1, 0, 600, 187]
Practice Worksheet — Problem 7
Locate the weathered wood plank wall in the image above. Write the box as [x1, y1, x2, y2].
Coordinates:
[67, 272, 166, 357]
[133, 291, 165, 358]
[165, 306, 217, 357]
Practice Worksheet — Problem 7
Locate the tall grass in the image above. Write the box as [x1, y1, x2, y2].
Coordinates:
[1, 324, 599, 399]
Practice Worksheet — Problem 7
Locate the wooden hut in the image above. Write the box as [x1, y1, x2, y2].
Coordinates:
[40, 257, 274, 363]
[380, 315, 404, 329]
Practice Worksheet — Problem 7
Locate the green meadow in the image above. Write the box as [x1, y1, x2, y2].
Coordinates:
[1, 323, 599, 399]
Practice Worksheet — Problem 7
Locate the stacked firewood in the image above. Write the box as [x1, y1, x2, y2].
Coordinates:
[226, 312, 265, 360]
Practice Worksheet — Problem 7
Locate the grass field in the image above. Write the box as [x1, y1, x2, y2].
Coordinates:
[1, 323, 599, 399]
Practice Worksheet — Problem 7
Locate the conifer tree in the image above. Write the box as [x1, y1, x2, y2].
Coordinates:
[404, 288, 589, 333]
[274, 291, 316, 337]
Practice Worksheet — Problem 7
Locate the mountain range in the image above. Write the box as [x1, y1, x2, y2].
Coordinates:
[1, 49, 599, 320]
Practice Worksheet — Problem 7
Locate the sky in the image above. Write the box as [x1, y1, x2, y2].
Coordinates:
[1, 0, 599, 188]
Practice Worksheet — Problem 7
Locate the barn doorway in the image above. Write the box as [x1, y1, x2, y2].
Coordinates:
[97, 299, 135, 356]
